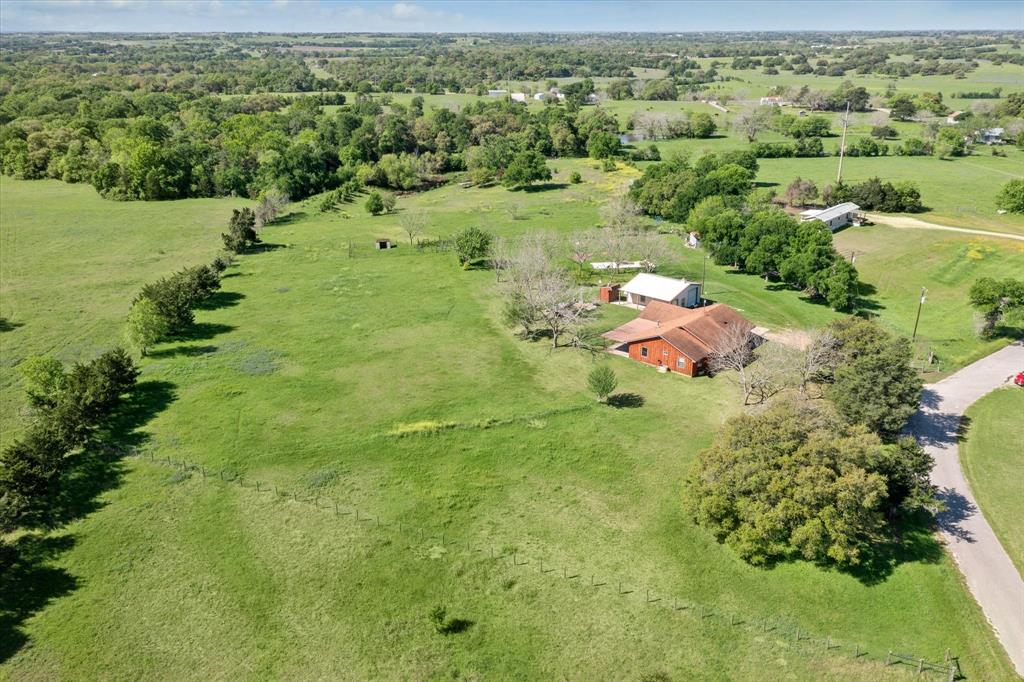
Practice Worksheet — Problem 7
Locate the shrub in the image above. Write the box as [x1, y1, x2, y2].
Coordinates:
[453, 226, 493, 268]
[587, 365, 618, 402]
[569, 170, 582, 184]
[222, 207, 260, 253]
[365, 190, 385, 215]
[996, 179, 1024, 213]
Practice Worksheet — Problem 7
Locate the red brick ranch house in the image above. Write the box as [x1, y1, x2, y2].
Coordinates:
[602, 300, 756, 377]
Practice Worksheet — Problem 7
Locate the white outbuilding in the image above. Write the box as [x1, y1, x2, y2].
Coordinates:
[799, 202, 861, 231]
[620, 273, 702, 309]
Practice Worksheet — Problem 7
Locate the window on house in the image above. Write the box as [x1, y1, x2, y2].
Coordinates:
[640, 346, 648, 358]
[663, 349, 669, 356]
[677, 357, 686, 369]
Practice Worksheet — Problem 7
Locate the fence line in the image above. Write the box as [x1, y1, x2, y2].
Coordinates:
[129, 449, 962, 680]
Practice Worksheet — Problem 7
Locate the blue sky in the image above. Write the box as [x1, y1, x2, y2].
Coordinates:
[1, 1, 1021, 33]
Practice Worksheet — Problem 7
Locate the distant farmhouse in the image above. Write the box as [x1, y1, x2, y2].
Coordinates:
[618, 273, 702, 309]
[487, 89, 508, 97]
[759, 96, 787, 106]
[602, 301, 758, 376]
[510, 92, 528, 103]
[799, 202, 861, 232]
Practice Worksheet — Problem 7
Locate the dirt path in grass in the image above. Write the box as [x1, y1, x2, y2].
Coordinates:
[906, 340, 1024, 676]
[866, 214, 1024, 242]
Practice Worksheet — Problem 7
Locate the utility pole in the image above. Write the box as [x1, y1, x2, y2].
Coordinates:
[912, 287, 927, 341]
[836, 100, 851, 183]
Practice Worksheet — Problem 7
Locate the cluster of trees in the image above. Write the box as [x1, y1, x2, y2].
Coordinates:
[691, 316, 929, 568]
[968, 277, 1024, 336]
[126, 254, 229, 355]
[823, 177, 923, 212]
[750, 138, 824, 158]
[687, 399, 933, 568]
[1, 350, 140, 541]
[628, 112, 718, 141]
[628, 150, 758, 223]
[690, 198, 860, 310]
[0, 75, 629, 202]
[496, 234, 590, 349]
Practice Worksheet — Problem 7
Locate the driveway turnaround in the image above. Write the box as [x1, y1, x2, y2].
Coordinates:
[907, 340, 1024, 675]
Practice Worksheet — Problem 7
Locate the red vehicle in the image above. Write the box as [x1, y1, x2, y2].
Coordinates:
[1015, 371, 1024, 387]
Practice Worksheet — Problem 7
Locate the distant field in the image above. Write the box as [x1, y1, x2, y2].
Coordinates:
[1, 174, 1019, 679]
[960, 387, 1024, 576]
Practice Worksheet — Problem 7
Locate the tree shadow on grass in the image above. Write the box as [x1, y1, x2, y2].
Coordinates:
[264, 211, 307, 227]
[439, 618, 474, 635]
[0, 379, 177, 663]
[836, 512, 946, 586]
[0, 317, 24, 333]
[248, 242, 288, 254]
[171, 322, 235, 343]
[519, 183, 569, 193]
[0, 534, 78, 663]
[608, 392, 645, 408]
[195, 291, 245, 311]
[146, 344, 218, 359]
[43, 380, 176, 529]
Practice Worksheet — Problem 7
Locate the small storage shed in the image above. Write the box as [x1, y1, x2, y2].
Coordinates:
[375, 238, 393, 250]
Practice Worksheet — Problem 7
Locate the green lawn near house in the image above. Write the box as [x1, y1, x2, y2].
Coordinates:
[1, 174, 1020, 680]
[960, 387, 1024, 576]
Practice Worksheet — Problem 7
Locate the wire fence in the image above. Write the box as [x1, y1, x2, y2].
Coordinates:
[128, 449, 964, 681]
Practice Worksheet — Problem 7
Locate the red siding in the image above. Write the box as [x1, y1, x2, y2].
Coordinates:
[626, 338, 700, 377]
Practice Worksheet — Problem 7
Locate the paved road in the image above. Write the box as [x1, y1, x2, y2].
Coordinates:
[866, 213, 1024, 243]
[907, 340, 1024, 675]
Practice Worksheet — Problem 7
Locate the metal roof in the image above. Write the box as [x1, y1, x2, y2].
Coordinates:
[620, 273, 698, 301]
[806, 202, 859, 223]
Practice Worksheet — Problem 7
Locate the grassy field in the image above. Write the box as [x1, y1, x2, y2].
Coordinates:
[959, 387, 1024, 576]
[0, 173, 1019, 680]
[0, 179, 250, 440]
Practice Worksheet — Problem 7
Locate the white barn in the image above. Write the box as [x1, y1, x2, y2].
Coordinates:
[621, 273, 702, 309]
[800, 202, 861, 232]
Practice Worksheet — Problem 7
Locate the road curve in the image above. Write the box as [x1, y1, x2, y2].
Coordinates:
[907, 340, 1024, 675]
[866, 213, 1024, 243]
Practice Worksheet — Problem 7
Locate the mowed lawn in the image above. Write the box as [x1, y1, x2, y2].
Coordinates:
[960, 387, 1024, 576]
[1, 174, 1019, 679]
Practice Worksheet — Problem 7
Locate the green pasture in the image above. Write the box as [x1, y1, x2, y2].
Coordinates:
[960, 387, 1024, 576]
[0, 172, 1020, 679]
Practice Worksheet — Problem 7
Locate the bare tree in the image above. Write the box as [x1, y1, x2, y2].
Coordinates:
[254, 188, 291, 228]
[732, 105, 772, 142]
[632, 231, 673, 272]
[399, 211, 428, 245]
[596, 227, 631, 274]
[500, 238, 589, 347]
[708, 323, 757, 404]
[507, 202, 525, 221]
[631, 112, 669, 141]
[567, 230, 596, 274]
[600, 195, 643, 232]
[489, 235, 514, 281]
[530, 270, 589, 348]
[783, 177, 819, 208]
[794, 329, 841, 395]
